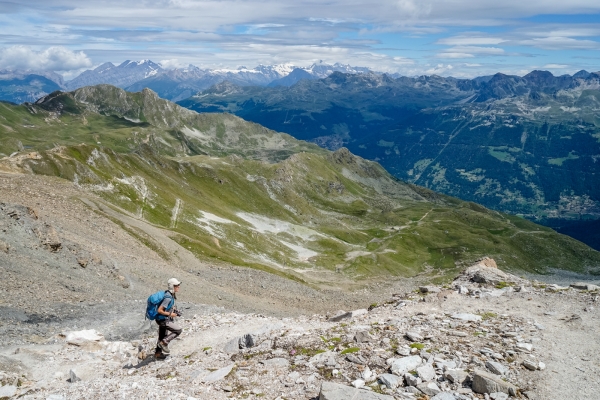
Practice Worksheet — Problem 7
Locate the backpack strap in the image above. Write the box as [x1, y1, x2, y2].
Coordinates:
[157, 291, 175, 321]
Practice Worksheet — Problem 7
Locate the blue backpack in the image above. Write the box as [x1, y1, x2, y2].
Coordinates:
[146, 290, 174, 320]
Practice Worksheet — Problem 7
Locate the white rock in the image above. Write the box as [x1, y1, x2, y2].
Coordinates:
[416, 364, 436, 382]
[451, 313, 482, 322]
[65, 329, 104, 346]
[352, 379, 365, 388]
[390, 356, 422, 375]
[516, 342, 533, 352]
[203, 364, 234, 383]
[0, 385, 17, 398]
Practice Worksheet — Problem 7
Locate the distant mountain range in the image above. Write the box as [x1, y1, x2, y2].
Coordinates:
[179, 69, 600, 249]
[0, 60, 372, 104]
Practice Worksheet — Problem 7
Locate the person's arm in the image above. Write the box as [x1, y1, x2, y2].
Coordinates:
[157, 305, 176, 318]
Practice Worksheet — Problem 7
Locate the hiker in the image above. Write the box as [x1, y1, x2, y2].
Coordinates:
[155, 277, 182, 358]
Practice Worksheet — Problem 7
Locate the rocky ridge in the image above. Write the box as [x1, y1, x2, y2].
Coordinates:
[2, 260, 599, 400]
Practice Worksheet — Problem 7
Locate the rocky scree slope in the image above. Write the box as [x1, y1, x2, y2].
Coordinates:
[1, 260, 599, 400]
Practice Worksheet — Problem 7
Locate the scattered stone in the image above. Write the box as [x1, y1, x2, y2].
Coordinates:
[432, 393, 458, 400]
[354, 331, 374, 343]
[416, 363, 436, 382]
[390, 355, 422, 375]
[485, 360, 508, 376]
[404, 373, 421, 387]
[68, 369, 81, 383]
[352, 379, 365, 388]
[318, 381, 394, 400]
[472, 369, 517, 396]
[490, 393, 509, 400]
[405, 331, 424, 342]
[203, 364, 234, 383]
[0, 385, 17, 398]
[417, 381, 442, 396]
[65, 329, 104, 346]
[328, 309, 368, 322]
[444, 369, 469, 384]
[522, 359, 539, 371]
[261, 358, 290, 368]
[379, 373, 401, 389]
[239, 333, 256, 349]
[516, 342, 533, 352]
[451, 313, 482, 322]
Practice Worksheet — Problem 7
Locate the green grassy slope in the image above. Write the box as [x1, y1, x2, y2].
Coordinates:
[2, 86, 599, 285]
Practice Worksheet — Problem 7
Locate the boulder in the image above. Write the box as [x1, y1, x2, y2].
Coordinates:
[318, 381, 394, 400]
[472, 369, 517, 396]
[239, 333, 256, 349]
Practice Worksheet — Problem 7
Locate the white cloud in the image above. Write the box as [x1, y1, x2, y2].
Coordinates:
[543, 63, 569, 69]
[0, 45, 92, 71]
[517, 36, 600, 50]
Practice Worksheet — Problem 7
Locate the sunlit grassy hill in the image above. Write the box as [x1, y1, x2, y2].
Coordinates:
[2, 85, 599, 286]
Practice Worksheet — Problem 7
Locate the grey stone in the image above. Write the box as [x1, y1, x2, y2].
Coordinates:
[203, 363, 234, 383]
[431, 393, 458, 400]
[347, 354, 365, 364]
[379, 373, 401, 389]
[68, 369, 81, 383]
[318, 381, 394, 400]
[405, 331, 424, 342]
[46, 395, 66, 400]
[472, 369, 517, 396]
[309, 351, 336, 365]
[261, 357, 290, 368]
[485, 361, 508, 376]
[490, 393, 509, 400]
[352, 379, 365, 388]
[571, 282, 600, 291]
[420, 286, 441, 293]
[239, 333, 256, 349]
[444, 369, 469, 384]
[391, 355, 422, 375]
[0, 385, 17, 398]
[396, 347, 411, 356]
[329, 309, 368, 322]
[451, 313, 482, 322]
[416, 364, 436, 382]
[404, 373, 421, 387]
[448, 330, 468, 337]
[522, 359, 538, 371]
[354, 331, 374, 343]
[516, 342, 533, 352]
[405, 386, 421, 394]
[223, 337, 240, 353]
[417, 381, 442, 396]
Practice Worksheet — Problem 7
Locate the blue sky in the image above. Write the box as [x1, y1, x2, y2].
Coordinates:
[0, 0, 599, 78]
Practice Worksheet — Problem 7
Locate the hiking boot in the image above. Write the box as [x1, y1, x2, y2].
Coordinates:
[158, 341, 170, 354]
[155, 351, 167, 360]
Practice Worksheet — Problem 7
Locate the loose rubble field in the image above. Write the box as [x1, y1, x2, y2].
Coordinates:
[2, 260, 599, 400]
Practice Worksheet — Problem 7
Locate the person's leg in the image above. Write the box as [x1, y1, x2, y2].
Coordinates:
[162, 321, 182, 344]
[156, 322, 167, 354]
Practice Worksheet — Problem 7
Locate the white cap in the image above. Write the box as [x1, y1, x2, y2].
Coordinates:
[168, 277, 181, 290]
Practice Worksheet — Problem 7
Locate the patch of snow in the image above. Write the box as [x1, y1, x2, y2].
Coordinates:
[280, 240, 318, 261]
[237, 212, 323, 240]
